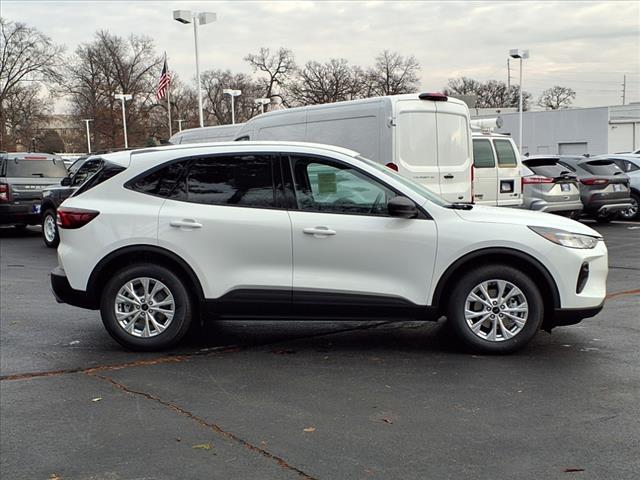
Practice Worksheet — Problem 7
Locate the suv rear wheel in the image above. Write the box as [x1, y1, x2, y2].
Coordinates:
[100, 264, 193, 351]
[446, 265, 543, 354]
[619, 192, 639, 221]
[42, 209, 60, 248]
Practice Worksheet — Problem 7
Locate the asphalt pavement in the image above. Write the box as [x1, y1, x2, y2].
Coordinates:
[1, 222, 639, 480]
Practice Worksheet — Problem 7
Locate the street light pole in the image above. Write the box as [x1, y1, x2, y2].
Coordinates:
[223, 89, 242, 124]
[114, 93, 132, 148]
[82, 119, 93, 153]
[254, 98, 271, 114]
[174, 10, 216, 128]
[509, 48, 529, 155]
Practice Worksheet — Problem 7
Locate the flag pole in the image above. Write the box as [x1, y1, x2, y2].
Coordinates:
[166, 53, 173, 138]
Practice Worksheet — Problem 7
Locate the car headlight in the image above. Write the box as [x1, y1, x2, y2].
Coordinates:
[529, 226, 600, 249]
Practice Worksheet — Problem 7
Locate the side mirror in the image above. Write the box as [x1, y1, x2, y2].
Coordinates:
[61, 177, 71, 186]
[388, 196, 418, 219]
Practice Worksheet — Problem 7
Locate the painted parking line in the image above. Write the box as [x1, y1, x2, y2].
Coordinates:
[605, 288, 640, 301]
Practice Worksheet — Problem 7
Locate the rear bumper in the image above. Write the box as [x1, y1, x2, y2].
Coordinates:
[528, 199, 583, 214]
[584, 197, 632, 214]
[0, 203, 41, 225]
[50, 266, 97, 310]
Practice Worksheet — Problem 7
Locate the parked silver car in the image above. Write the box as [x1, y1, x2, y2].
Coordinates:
[594, 154, 640, 220]
[520, 157, 582, 217]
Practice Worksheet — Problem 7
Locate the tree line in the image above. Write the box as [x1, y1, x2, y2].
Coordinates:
[0, 18, 576, 153]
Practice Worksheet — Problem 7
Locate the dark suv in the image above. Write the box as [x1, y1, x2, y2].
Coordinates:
[40, 155, 104, 247]
[555, 156, 632, 222]
[0, 152, 67, 229]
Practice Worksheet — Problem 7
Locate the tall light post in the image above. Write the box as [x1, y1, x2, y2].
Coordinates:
[223, 89, 242, 124]
[173, 10, 216, 128]
[114, 93, 132, 148]
[254, 98, 271, 114]
[509, 48, 529, 154]
[82, 119, 93, 153]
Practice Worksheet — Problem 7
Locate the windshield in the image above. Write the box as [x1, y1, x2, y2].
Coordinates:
[355, 155, 450, 207]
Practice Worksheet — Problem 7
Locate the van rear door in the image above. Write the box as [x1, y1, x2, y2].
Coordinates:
[394, 100, 441, 196]
[493, 138, 523, 206]
[472, 138, 498, 204]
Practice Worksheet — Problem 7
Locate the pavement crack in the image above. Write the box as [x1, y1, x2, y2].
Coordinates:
[0, 321, 393, 382]
[88, 372, 319, 480]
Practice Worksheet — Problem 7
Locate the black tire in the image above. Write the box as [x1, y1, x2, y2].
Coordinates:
[569, 210, 582, 221]
[595, 214, 612, 223]
[42, 209, 60, 248]
[618, 192, 639, 221]
[100, 263, 193, 351]
[446, 264, 544, 354]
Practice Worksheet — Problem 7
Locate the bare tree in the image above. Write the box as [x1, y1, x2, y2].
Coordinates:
[366, 50, 420, 96]
[538, 85, 576, 110]
[244, 47, 296, 106]
[287, 58, 364, 106]
[200, 69, 264, 125]
[2, 82, 50, 150]
[445, 77, 533, 110]
[60, 31, 162, 149]
[0, 18, 64, 149]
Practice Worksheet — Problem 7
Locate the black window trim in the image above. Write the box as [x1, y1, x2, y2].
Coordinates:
[283, 152, 431, 220]
[124, 151, 288, 211]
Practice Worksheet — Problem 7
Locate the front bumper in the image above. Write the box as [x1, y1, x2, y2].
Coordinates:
[50, 266, 97, 310]
[546, 302, 604, 329]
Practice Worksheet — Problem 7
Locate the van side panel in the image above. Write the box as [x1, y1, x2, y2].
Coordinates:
[305, 100, 384, 160]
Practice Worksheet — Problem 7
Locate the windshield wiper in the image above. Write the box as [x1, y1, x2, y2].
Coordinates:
[445, 202, 474, 210]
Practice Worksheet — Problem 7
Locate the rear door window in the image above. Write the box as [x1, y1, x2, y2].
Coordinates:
[126, 161, 189, 200]
[472, 139, 495, 168]
[494, 140, 518, 167]
[186, 155, 276, 208]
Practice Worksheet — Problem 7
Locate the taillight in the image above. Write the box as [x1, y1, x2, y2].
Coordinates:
[580, 178, 608, 186]
[56, 207, 100, 229]
[0, 182, 10, 202]
[385, 162, 399, 171]
[522, 176, 554, 184]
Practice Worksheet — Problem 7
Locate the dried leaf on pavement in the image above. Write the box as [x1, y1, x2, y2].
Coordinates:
[192, 443, 213, 450]
[303, 426, 316, 433]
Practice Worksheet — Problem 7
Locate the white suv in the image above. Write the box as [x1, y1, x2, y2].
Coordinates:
[51, 142, 608, 353]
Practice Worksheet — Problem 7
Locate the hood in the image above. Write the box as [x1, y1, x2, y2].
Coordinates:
[454, 205, 601, 237]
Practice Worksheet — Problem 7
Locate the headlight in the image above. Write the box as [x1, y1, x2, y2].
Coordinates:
[529, 226, 600, 249]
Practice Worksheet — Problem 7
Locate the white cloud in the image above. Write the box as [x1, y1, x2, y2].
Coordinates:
[2, 0, 639, 111]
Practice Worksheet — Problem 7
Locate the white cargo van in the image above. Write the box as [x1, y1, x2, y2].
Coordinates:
[169, 124, 244, 145]
[233, 93, 473, 203]
[471, 131, 523, 207]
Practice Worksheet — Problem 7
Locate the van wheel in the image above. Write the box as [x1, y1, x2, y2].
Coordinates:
[446, 265, 543, 354]
[42, 209, 60, 248]
[100, 264, 193, 351]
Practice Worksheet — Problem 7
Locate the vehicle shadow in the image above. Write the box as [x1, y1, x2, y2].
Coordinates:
[0, 225, 41, 239]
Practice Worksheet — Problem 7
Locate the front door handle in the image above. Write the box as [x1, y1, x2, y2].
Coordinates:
[303, 226, 336, 236]
[443, 174, 454, 179]
[170, 219, 203, 229]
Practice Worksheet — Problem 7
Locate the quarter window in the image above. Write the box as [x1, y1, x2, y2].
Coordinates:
[289, 155, 394, 216]
[494, 140, 518, 167]
[472, 139, 495, 168]
[127, 161, 189, 199]
[186, 155, 275, 208]
[71, 160, 102, 186]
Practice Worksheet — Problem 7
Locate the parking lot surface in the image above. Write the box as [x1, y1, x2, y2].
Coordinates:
[1, 222, 639, 479]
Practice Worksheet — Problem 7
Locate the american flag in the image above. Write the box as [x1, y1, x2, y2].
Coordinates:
[156, 56, 171, 100]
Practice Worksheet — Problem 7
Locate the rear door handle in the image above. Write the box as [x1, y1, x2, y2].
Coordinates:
[303, 226, 336, 236]
[443, 174, 454, 179]
[170, 219, 203, 229]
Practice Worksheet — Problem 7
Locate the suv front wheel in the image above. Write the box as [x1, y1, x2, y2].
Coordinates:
[446, 265, 543, 354]
[100, 264, 193, 351]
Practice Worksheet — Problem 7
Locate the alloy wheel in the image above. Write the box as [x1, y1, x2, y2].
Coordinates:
[114, 277, 175, 338]
[464, 279, 528, 342]
[43, 214, 57, 243]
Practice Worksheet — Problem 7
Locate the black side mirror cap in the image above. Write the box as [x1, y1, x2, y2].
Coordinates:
[388, 196, 418, 219]
[61, 177, 71, 186]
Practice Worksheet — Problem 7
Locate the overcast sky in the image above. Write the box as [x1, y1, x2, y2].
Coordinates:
[3, 0, 640, 112]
